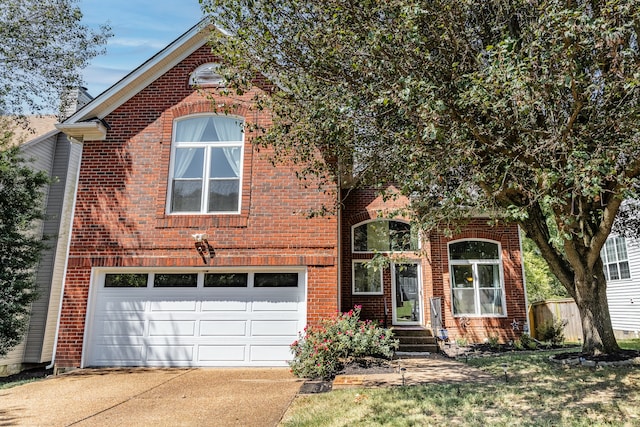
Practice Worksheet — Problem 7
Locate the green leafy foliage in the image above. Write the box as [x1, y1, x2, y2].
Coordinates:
[537, 320, 568, 346]
[0, 129, 49, 356]
[289, 306, 398, 380]
[0, 1, 109, 356]
[522, 232, 567, 302]
[0, 0, 111, 118]
[514, 333, 538, 350]
[203, 0, 640, 355]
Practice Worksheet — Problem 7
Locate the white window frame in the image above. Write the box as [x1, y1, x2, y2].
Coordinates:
[352, 260, 384, 295]
[351, 219, 419, 254]
[166, 114, 244, 215]
[189, 62, 225, 87]
[448, 239, 507, 318]
[601, 236, 631, 281]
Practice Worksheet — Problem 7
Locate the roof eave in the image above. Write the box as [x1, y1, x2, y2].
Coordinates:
[56, 121, 108, 142]
[64, 20, 212, 125]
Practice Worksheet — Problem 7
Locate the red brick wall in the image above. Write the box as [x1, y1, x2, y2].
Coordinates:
[340, 188, 527, 343]
[55, 46, 338, 369]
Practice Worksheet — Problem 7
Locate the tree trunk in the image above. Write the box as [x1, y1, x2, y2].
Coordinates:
[573, 270, 621, 355]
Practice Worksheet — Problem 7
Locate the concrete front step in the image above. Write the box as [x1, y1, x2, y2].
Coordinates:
[391, 327, 439, 353]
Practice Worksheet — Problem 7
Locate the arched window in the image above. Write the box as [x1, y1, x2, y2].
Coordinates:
[448, 240, 506, 316]
[189, 63, 224, 87]
[352, 220, 418, 253]
[167, 115, 244, 214]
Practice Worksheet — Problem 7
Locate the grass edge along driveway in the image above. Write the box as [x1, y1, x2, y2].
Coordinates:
[280, 340, 640, 427]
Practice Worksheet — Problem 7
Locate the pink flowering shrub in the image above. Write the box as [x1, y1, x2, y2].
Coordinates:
[289, 306, 398, 379]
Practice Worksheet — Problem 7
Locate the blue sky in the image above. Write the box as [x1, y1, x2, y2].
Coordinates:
[79, 1, 204, 96]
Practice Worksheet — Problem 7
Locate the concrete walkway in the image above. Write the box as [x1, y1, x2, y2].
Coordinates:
[0, 368, 302, 427]
[333, 355, 495, 388]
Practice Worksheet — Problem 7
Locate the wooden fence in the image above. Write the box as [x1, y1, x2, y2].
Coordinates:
[529, 298, 583, 342]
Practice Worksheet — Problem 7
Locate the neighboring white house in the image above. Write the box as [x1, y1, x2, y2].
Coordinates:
[603, 234, 640, 339]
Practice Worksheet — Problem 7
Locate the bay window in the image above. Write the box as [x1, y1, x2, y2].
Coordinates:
[449, 240, 506, 316]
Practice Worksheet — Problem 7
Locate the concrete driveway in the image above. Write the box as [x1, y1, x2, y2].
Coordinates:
[0, 367, 302, 426]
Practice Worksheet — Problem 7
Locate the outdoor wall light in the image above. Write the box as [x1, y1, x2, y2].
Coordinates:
[192, 233, 215, 264]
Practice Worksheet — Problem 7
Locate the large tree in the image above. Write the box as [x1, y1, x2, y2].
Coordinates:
[202, 0, 640, 356]
[0, 0, 110, 356]
[0, 0, 110, 118]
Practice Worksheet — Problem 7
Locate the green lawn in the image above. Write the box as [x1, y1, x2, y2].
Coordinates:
[280, 341, 640, 427]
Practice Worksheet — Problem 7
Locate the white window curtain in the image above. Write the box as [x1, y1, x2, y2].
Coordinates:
[173, 118, 209, 178]
[175, 117, 209, 142]
[210, 117, 242, 141]
[222, 147, 241, 177]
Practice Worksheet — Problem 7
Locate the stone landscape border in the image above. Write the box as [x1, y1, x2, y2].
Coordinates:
[549, 355, 640, 368]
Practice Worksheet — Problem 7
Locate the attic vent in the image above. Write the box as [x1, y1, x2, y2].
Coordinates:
[189, 63, 224, 87]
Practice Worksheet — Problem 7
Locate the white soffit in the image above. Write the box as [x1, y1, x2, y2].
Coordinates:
[55, 121, 107, 142]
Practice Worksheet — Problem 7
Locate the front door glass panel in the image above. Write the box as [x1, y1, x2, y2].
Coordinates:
[393, 263, 421, 325]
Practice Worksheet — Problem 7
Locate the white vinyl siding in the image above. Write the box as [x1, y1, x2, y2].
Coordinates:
[606, 236, 640, 334]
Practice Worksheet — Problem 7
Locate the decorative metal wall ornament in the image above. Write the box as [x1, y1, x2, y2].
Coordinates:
[192, 233, 215, 264]
[459, 316, 470, 329]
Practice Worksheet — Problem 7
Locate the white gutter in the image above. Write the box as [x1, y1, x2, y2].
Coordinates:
[46, 141, 84, 372]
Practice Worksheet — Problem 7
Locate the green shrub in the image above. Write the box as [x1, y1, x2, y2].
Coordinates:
[488, 335, 500, 349]
[288, 306, 399, 380]
[455, 337, 469, 347]
[537, 319, 567, 345]
[514, 333, 537, 350]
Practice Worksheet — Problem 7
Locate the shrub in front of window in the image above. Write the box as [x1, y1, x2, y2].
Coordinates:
[288, 306, 399, 380]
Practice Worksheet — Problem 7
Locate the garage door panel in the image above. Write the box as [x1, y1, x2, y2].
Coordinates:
[147, 345, 194, 362]
[103, 299, 146, 312]
[150, 300, 197, 312]
[252, 300, 299, 311]
[198, 345, 246, 362]
[201, 300, 249, 311]
[87, 270, 306, 367]
[102, 320, 145, 337]
[149, 320, 195, 336]
[200, 320, 247, 336]
[250, 345, 293, 362]
[251, 320, 298, 336]
[93, 345, 144, 362]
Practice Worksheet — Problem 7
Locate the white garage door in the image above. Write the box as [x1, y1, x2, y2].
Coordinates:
[84, 270, 306, 367]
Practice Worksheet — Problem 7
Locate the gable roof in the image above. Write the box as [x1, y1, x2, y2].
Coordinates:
[57, 20, 211, 141]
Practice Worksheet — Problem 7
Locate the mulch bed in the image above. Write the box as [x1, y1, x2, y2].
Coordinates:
[0, 366, 53, 385]
[338, 357, 396, 375]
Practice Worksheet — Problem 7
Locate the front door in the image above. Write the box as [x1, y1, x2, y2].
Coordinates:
[392, 262, 422, 325]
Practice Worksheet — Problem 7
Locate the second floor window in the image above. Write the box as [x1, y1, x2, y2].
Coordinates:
[352, 220, 418, 253]
[601, 236, 631, 281]
[168, 115, 244, 214]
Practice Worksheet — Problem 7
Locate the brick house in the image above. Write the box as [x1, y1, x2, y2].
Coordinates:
[50, 23, 528, 371]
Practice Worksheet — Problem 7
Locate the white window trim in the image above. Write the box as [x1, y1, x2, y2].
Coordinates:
[352, 260, 384, 295]
[189, 62, 225, 87]
[351, 219, 420, 254]
[166, 114, 244, 215]
[98, 267, 306, 289]
[448, 239, 507, 318]
[602, 235, 632, 282]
